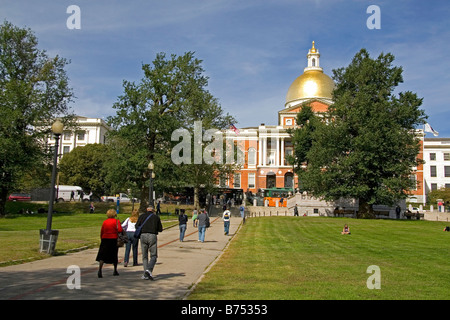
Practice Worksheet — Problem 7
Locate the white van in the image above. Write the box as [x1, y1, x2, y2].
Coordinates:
[56, 185, 90, 202]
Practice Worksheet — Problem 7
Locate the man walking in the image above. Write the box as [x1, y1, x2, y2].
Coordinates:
[135, 206, 162, 280]
[223, 208, 231, 235]
[197, 209, 208, 243]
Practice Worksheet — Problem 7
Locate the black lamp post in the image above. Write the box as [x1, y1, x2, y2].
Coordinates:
[40, 119, 63, 255]
[148, 160, 155, 207]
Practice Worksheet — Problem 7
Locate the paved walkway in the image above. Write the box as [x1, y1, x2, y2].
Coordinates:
[0, 216, 242, 300]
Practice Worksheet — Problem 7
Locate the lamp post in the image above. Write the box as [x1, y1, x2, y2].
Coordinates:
[40, 119, 63, 255]
[148, 160, 155, 207]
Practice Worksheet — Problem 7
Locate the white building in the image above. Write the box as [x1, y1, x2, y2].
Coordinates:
[47, 115, 111, 159]
[423, 138, 450, 197]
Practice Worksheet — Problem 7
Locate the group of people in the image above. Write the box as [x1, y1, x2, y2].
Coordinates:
[96, 204, 243, 280]
[96, 205, 162, 280]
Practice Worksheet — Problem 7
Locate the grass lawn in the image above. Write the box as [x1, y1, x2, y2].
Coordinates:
[188, 217, 450, 300]
[0, 201, 192, 265]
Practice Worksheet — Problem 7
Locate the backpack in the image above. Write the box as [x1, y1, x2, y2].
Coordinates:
[134, 213, 152, 239]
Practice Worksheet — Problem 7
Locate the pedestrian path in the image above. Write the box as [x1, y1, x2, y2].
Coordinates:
[0, 216, 242, 300]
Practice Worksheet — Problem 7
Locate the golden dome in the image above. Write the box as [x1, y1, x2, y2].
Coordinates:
[286, 41, 334, 105]
[286, 70, 334, 104]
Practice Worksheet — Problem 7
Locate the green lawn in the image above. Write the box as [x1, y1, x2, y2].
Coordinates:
[188, 217, 450, 300]
[0, 201, 190, 265]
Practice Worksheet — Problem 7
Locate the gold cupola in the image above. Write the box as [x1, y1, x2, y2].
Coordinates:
[285, 41, 335, 108]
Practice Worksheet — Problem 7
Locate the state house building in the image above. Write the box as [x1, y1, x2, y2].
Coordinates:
[221, 42, 426, 204]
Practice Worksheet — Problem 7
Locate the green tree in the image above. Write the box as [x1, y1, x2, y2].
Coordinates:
[0, 21, 73, 215]
[426, 188, 450, 207]
[286, 104, 324, 170]
[107, 52, 233, 212]
[58, 144, 110, 197]
[295, 49, 426, 218]
[174, 89, 237, 209]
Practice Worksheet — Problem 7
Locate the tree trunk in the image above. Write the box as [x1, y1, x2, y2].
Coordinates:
[0, 187, 8, 216]
[138, 186, 149, 214]
[194, 186, 199, 210]
[358, 199, 375, 219]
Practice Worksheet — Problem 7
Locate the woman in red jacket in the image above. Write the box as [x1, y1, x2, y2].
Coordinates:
[96, 209, 123, 278]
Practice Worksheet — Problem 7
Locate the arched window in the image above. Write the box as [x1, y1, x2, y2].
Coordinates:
[312, 58, 316, 67]
[284, 172, 294, 189]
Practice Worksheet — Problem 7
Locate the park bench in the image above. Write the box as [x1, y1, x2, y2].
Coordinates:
[374, 210, 390, 218]
[404, 210, 424, 220]
[333, 209, 356, 217]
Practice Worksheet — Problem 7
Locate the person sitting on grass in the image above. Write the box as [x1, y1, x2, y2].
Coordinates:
[341, 224, 351, 235]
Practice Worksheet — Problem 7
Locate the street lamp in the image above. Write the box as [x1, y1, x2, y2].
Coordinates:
[40, 119, 63, 255]
[148, 160, 155, 208]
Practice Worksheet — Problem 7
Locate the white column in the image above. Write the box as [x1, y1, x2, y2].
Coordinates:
[263, 137, 267, 166]
[258, 137, 262, 166]
[281, 138, 285, 166]
[276, 137, 280, 167]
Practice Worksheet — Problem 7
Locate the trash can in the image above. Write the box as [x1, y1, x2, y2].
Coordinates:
[39, 229, 59, 255]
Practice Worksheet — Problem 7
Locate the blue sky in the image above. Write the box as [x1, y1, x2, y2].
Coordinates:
[2, 0, 450, 136]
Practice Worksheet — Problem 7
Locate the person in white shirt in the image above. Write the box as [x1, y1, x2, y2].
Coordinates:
[223, 209, 231, 235]
[122, 209, 139, 267]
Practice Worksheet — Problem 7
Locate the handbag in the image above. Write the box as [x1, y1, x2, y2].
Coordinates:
[134, 213, 152, 239]
[205, 214, 210, 228]
[116, 220, 129, 247]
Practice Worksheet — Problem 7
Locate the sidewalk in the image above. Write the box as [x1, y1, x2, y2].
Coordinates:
[0, 216, 242, 300]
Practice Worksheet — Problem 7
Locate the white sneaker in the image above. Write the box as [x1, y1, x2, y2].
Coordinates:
[145, 270, 154, 280]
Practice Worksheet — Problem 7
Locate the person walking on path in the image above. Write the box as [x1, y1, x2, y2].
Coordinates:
[135, 206, 163, 280]
[239, 204, 245, 224]
[192, 209, 198, 228]
[178, 209, 188, 242]
[223, 208, 231, 235]
[122, 209, 139, 267]
[96, 209, 123, 278]
[197, 209, 209, 242]
[156, 200, 161, 215]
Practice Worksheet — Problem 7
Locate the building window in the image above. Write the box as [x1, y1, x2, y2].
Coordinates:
[410, 174, 417, 191]
[285, 118, 293, 126]
[248, 147, 256, 166]
[445, 166, 450, 177]
[248, 173, 255, 189]
[63, 146, 70, 154]
[63, 132, 72, 140]
[233, 173, 241, 188]
[431, 183, 438, 191]
[444, 153, 450, 161]
[219, 175, 229, 188]
[77, 131, 86, 141]
[430, 166, 437, 177]
[430, 153, 436, 161]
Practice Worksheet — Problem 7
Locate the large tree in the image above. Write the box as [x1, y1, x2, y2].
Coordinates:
[58, 143, 110, 197]
[172, 89, 237, 209]
[107, 52, 234, 212]
[0, 21, 73, 215]
[294, 49, 426, 218]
